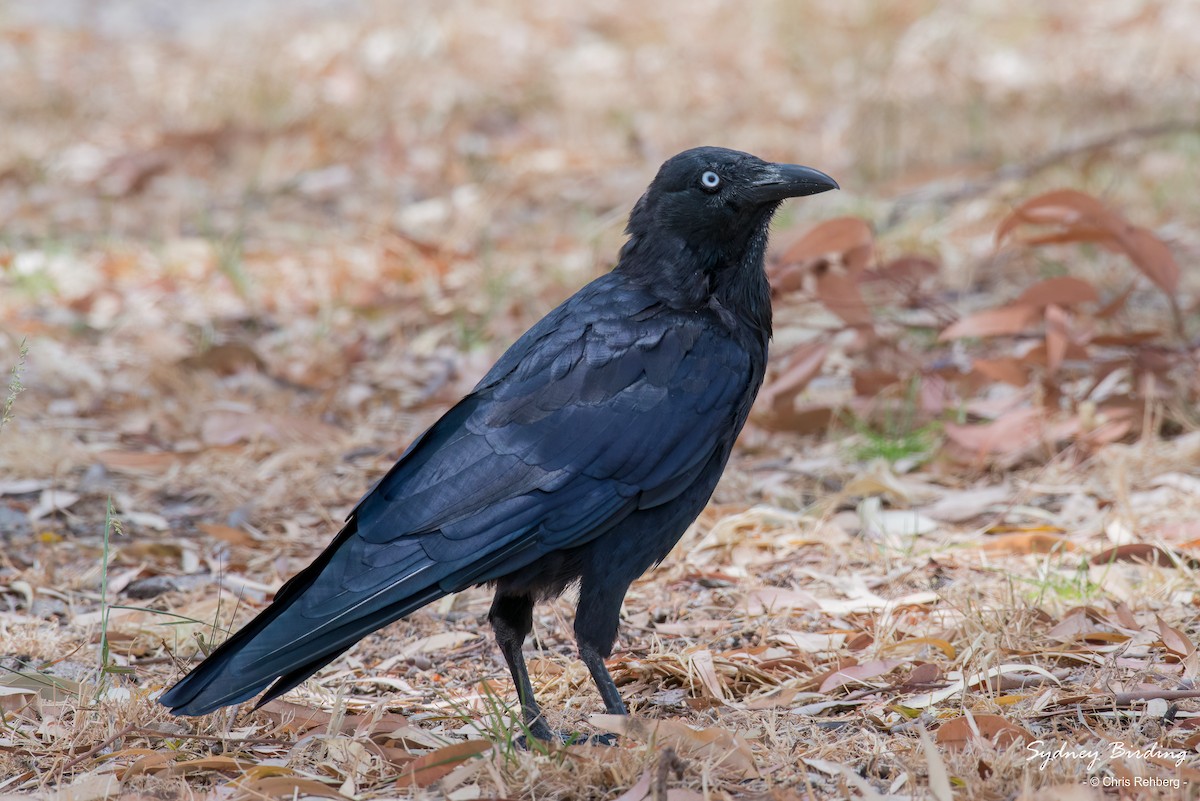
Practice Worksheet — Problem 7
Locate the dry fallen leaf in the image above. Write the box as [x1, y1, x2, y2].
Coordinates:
[591, 715, 757, 776]
[395, 741, 491, 789]
[936, 713, 1034, 751]
[938, 304, 1038, 341]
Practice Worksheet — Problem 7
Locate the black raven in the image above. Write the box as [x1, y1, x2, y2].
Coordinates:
[159, 147, 838, 741]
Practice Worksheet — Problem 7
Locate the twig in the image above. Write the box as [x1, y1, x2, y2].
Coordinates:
[133, 727, 292, 746]
[62, 723, 138, 770]
[884, 118, 1200, 229]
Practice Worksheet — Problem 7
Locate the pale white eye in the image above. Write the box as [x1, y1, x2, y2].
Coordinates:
[700, 170, 721, 190]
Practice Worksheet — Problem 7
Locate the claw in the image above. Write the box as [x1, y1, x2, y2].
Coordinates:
[516, 729, 619, 749]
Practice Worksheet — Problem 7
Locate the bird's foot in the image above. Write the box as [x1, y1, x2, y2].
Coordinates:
[515, 727, 618, 749]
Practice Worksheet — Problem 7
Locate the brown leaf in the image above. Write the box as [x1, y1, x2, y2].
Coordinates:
[1014, 277, 1100, 309]
[256, 699, 408, 736]
[396, 741, 491, 788]
[95, 451, 182, 475]
[818, 659, 903, 693]
[201, 411, 340, 447]
[997, 189, 1180, 294]
[169, 756, 257, 776]
[178, 342, 266, 376]
[936, 714, 1033, 751]
[117, 751, 172, 780]
[612, 770, 653, 801]
[774, 217, 874, 268]
[980, 532, 1077, 555]
[943, 408, 1041, 456]
[1096, 281, 1137, 319]
[231, 776, 346, 800]
[745, 587, 819, 615]
[996, 189, 1124, 245]
[760, 342, 828, 413]
[852, 369, 901, 396]
[1156, 617, 1196, 658]
[1121, 225, 1181, 294]
[689, 649, 727, 701]
[592, 715, 756, 776]
[971, 357, 1028, 387]
[1044, 304, 1071, 374]
[881, 637, 956, 660]
[197, 522, 257, 548]
[1090, 543, 1185, 568]
[756, 402, 835, 434]
[938, 304, 1038, 341]
[869, 256, 939, 286]
[1088, 331, 1161, 346]
[815, 269, 874, 328]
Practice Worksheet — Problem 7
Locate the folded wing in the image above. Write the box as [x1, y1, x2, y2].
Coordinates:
[159, 275, 753, 715]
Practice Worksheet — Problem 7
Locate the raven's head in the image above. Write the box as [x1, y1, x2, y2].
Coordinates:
[619, 147, 837, 317]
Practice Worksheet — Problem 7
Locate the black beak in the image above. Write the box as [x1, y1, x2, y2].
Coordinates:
[750, 163, 839, 204]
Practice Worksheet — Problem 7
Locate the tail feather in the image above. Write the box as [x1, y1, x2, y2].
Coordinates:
[159, 519, 447, 716]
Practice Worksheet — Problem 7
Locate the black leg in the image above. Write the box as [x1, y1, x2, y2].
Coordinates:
[579, 641, 627, 715]
[488, 592, 554, 742]
[574, 575, 630, 716]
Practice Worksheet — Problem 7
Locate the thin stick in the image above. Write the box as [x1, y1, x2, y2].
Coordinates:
[884, 119, 1200, 229]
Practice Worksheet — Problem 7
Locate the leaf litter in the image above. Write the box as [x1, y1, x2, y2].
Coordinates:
[1, 1, 1200, 799]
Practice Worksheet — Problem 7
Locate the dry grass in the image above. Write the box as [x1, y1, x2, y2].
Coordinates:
[2, 1, 1200, 799]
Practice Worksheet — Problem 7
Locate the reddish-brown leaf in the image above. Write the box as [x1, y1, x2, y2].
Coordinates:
[757, 402, 835, 434]
[996, 189, 1124, 245]
[819, 659, 903, 693]
[979, 532, 1077, 555]
[1019, 225, 1120, 249]
[936, 715, 1033, 751]
[1089, 331, 1161, 346]
[997, 189, 1180, 295]
[815, 269, 874, 328]
[1096, 281, 1137, 319]
[852, 369, 902, 396]
[1014, 276, 1099, 309]
[1044, 304, 1071, 374]
[971, 357, 1028, 387]
[231, 777, 347, 800]
[178, 342, 266, 375]
[95, 451, 182, 474]
[775, 217, 874, 266]
[1119, 225, 1181, 294]
[592, 716, 757, 776]
[943, 408, 1040, 456]
[1156, 617, 1196, 658]
[869, 256, 939, 286]
[196, 522, 256, 548]
[761, 342, 828, 413]
[938, 304, 1038, 341]
[1090, 543, 1184, 568]
[396, 741, 490, 788]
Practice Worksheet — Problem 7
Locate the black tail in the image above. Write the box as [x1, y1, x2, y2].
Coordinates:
[158, 519, 443, 716]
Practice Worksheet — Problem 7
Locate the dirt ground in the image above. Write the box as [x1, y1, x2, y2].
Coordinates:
[2, 1, 1200, 799]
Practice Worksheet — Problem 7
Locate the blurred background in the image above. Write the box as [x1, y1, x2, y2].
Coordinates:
[1, 0, 1198, 545]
